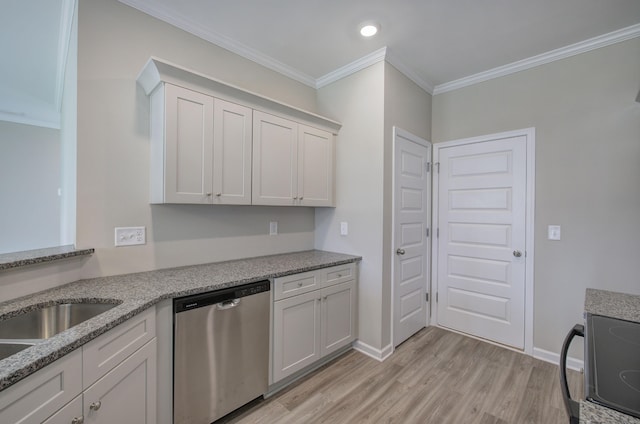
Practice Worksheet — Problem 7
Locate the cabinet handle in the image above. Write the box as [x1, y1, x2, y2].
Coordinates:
[89, 401, 102, 411]
[71, 417, 84, 424]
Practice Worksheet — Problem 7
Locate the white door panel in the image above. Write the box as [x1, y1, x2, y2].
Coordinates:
[393, 128, 431, 347]
[437, 135, 527, 349]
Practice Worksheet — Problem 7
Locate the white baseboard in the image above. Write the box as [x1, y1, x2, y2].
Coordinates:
[353, 340, 394, 362]
[533, 347, 584, 372]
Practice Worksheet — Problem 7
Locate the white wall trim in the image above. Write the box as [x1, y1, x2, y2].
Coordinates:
[385, 50, 434, 94]
[534, 347, 583, 372]
[431, 127, 535, 356]
[316, 47, 387, 88]
[118, 0, 317, 88]
[433, 23, 640, 95]
[55, 0, 76, 112]
[353, 340, 393, 362]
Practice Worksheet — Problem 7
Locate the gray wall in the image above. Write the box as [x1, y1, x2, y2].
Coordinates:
[432, 38, 640, 357]
[316, 62, 432, 354]
[0, 121, 61, 254]
[74, 0, 322, 279]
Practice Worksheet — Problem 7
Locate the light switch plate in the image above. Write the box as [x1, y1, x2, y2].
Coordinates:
[340, 222, 348, 236]
[269, 221, 278, 236]
[548, 225, 561, 241]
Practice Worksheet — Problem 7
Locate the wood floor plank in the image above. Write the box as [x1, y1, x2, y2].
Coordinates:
[230, 327, 584, 424]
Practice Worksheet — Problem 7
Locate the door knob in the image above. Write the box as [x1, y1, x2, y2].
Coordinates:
[89, 401, 102, 411]
[396, 248, 405, 255]
[513, 250, 522, 258]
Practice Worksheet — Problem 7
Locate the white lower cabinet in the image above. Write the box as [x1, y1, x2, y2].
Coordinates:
[272, 264, 357, 383]
[0, 307, 156, 424]
[83, 339, 156, 424]
[42, 396, 82, 424]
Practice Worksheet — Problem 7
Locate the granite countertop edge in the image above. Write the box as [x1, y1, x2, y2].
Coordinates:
[0, 245, 95, 271]
[0, 249, 361, 392]
[580, 288, 640, 423]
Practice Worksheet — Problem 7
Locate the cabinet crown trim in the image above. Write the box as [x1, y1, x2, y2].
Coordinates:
[136, 57, 342, 134]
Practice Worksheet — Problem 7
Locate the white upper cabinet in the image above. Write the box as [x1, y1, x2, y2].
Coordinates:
[213, 99, 252, 205]
[253, 111, 335, 207]
[138, 58, 340, 207]
[298, 124, 334, 207]
[252, 111, 298, 205]
[156, 84, 214, 204]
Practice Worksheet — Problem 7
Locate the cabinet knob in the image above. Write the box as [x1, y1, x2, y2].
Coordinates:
[206, 193, 212, 197]
[297, 282, 303, 287]
[396, 248, 406, 255]
[216, 193, 222, 197]
[299, 196, 304, 200]
[293, 196, 298, 200]
[72, 417, 84, 424]
[89, 401, 102, 411]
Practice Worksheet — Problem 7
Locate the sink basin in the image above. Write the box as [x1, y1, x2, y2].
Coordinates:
[0, 302, 119, 340]
[0, 342, 35, 361]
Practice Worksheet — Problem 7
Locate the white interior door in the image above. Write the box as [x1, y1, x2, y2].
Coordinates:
[393, 128, 431, 347]
[435, 134, 529, 349]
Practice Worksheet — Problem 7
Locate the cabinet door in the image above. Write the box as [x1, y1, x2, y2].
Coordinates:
[272, 291, 321, 382]
[298, 125, 334, 207]
[83, 339, 157, 424]
[321, 280, 356, 357]
[164, 83, 214, 204]
[0, 349, 82, 424]
[42, 395, 83, 424]
[252, 111, 298, 205]
[212, 99, 252, 204]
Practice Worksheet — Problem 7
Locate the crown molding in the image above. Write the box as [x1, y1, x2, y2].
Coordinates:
[434, 23, 640, 95]
[385, 49, 434, 94]
[118, 0, 317, 88]
[315, 47, 387, 88]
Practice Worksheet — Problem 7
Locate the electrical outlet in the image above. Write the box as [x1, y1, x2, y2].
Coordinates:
[269, 221, 278, 236]
[548, 225, 561, 241]
[115, 226, 146, 246]
[340, 222, 348, 236]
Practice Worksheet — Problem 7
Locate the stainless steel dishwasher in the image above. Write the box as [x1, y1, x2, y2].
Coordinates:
[173, 280, 270, 424]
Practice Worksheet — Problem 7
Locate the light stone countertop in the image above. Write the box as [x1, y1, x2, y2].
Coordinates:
[0, 245, 95, 271]
[0, 249, 361, 392]
[580, 288, 640, 423]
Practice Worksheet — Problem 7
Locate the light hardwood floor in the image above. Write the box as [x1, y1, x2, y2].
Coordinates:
[224, 327, 583, 424]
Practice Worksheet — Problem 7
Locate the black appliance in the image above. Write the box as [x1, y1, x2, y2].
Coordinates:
[560, 314, 640, 423]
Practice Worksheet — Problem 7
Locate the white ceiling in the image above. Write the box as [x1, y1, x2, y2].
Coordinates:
[120, 0, 640, 93]
[2, 1, 639, 129]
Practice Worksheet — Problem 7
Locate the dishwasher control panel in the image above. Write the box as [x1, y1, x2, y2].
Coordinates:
[174, 280, 270, 313]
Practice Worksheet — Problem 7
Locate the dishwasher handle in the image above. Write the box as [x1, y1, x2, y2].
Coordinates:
[560, 324, 584, 424]
[216, 299, 240, 310]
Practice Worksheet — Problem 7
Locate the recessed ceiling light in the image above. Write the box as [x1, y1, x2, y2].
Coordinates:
[359, 23, 379, 37]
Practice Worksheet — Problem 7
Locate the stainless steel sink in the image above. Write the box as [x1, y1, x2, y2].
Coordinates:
[0, 302, 119, 340]
[0, 342, 35, 361]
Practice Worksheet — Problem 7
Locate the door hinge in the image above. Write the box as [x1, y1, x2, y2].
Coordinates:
[426, 162, 431, 173]
[436, 292, 439, 303]
[426, 293, 429, 302]
[435, 162, 440, 173]
[426, 228, 430, 238]
[436, 228, 439, 238]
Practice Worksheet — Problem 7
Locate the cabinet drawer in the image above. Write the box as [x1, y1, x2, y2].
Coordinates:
[323, 263, 356, 287]
[274, 270, 321, 300]
[83, 306, 156, 388]
[0, 348, 82, 424]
